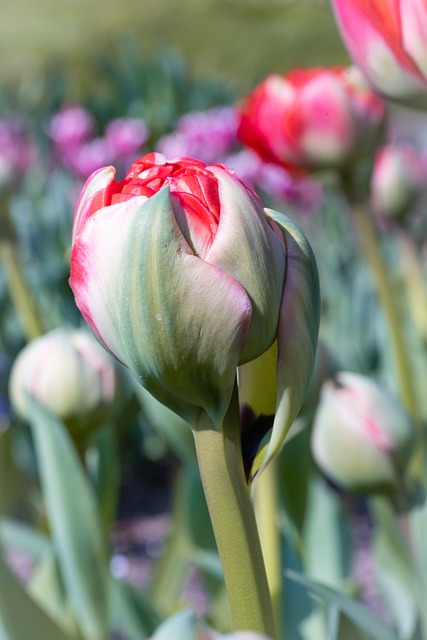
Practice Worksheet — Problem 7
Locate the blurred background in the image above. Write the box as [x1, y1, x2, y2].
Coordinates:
[2, 1, 427, 639]
[0, 0, 347, 99]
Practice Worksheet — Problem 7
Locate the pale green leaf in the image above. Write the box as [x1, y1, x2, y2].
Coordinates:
[27, 397, 109, 640]
[0, 549, 73, 640]
[286, 570, 398, 640]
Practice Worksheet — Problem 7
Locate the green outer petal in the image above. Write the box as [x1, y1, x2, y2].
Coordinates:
[258, 208, 320, 476]
[238, 341, 277, 416]
[75, 187, 252, 427]
[207, 167, 286, 364]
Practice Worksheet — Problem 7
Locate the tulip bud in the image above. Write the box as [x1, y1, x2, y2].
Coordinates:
[237, 66, 385, 173]
[311, 372, 416, 495]
[331, 0, 427, 109]
[370, 144, 427, 219]
[70, 153, 319, 465]
[9, 328, 121, 438]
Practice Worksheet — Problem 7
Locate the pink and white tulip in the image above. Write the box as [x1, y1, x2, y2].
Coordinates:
[370, 143, 427, 218]
[331, 0, 427, 108]
[9, 328, 121, 438]
[237, 66, 386, 173]
[311, 372, 415, 495]
[69, 152, 319, 471]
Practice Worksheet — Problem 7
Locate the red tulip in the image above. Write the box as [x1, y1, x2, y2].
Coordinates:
[237, 66, 385, 173]
[332, 0, 427, 107]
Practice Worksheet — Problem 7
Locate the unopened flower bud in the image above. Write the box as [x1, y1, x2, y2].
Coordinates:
[9, 328, 121, 438]
[70, 153, 319, 474]
[311, 372, 415, 495]
[370, 144, 427, 219]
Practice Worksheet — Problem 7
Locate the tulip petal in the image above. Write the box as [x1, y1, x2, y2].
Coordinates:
[70, 187, 252, 427]
[257, 209, 320, 477]
[332, 0, 427, 101]
[72, 166, 116, 242]
[207, 167, 286, 363]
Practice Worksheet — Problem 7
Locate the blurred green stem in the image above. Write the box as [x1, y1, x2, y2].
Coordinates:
[254, 459, 283, 640]
[394, 229, 427, 343]
[149, 468, 192, 615]
[0, 240, 44, 340]
[347, 202, 418, 419]
[194, 382, 276, 638]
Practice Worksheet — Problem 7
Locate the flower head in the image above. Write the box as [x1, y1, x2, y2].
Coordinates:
[331, 0, 427, 107]
[70, 152, 319, 474]
[237, 66, 386, 173]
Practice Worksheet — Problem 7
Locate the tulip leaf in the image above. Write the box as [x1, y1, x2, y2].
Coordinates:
[28, 551, 79, 637]
[286, 570, 398, 640]
[0, 517, 51, 560]
[110, 577, 161, 640]
[0, 547, 74, 640]
[26, 396, 110, 640]
[150, 609, 211, 640]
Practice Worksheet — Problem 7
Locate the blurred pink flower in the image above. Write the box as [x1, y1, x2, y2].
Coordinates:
[156, 106, 238, 165]
[225, 149, 323, 212]
[371, 143, 427, 217]
[50, 107, 148, 179]
[0, 117, 37, 186]
[67, 138, 112, 179]
[237, 66, 386, 173]
[104, 117, 148, 159]
[49, 105, 94, 149]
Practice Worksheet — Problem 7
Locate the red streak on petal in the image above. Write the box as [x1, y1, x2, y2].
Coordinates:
[350, 0, 422, 76]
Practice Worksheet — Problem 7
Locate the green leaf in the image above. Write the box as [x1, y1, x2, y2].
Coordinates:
[0, 548, 73, 640]
[0, 517, 50, 559]
[26, 397, 109, 640]
[151, 610, 211, 640]
[376, 566, 417, 640]
[303, 476, 351, 587]
[286, 570, 398, 640]
[28, 552, 79, 637]
[110, 577, 161, 640]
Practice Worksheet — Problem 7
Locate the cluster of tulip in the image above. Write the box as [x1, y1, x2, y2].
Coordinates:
[2, 1, 427, 639]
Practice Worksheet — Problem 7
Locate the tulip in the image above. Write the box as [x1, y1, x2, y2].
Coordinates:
[331, 0, 427, 108]
[237, 66, 385, 173]
[69, 153, 319, 458]
[370, 143, 427, 218]
[311, 372, 415, 495]
[9, 328, 121, 438]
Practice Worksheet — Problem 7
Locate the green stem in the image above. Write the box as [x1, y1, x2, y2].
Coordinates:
[0, 240, 44, 340]
[254, 459, 283, 639]
[394, 229, 427, 343]
[348, 202, 418, 419]
[193, 382, 276, 639]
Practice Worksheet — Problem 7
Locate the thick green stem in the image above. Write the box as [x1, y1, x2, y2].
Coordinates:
[349, 203, 418, 419]
[254, 459, 283, 639]
[193, 383, 276, 638]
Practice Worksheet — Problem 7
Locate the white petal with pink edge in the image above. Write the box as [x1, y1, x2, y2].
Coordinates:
[207, 166, 285, 364]
[70, 187, 252, 427]
[72, 166, 116, 242]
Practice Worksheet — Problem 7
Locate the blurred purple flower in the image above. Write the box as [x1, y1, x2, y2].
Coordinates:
[225, 149, 323, 213]
[156, 106, 239, 165]
[0, 118, 37, 187]
[104, 118, 148, 159]
[67, 138, 112, 179]
[50, 107, 148, 179]
[49, 105, 94, 149]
